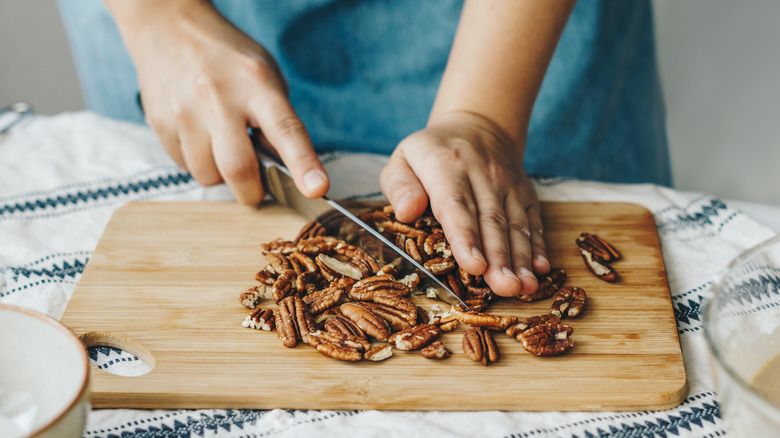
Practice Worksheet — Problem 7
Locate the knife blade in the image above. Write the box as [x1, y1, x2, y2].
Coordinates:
[255, 146, 469, 311]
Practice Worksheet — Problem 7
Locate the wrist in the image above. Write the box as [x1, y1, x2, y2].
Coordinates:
[427, 110, 527, 153]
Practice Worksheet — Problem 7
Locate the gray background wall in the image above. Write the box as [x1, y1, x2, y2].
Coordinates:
[1, 0, 778, 206]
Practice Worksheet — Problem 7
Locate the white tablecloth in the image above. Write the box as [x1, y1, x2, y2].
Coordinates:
[1, 112, 776, 438]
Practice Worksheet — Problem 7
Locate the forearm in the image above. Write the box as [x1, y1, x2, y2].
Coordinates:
[430, 0, 576, 146]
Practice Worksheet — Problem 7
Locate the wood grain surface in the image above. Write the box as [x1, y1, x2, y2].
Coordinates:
[62, 201, 687, 411]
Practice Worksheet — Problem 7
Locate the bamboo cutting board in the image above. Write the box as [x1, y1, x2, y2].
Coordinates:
[62, 201, 687, 411]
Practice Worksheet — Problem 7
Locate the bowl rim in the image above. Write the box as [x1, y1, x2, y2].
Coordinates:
[0, 303, 89, 437]
[702, 233, 780, 417]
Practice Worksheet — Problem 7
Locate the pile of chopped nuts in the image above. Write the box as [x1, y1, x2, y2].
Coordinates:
[238, 204, 621, 365]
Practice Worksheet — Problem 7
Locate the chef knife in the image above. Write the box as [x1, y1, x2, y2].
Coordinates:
[254, 145, 469, 311]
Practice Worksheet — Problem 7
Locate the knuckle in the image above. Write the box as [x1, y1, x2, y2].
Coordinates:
[434, 193, 473, 217]
[480, 209, 508, 230]
[193, 73, 220, 98]
[272, 115, 307, 138]
[218, 156, 257, 181]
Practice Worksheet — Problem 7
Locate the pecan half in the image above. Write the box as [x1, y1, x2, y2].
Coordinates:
[452, 310, 518, 331]
[275, 296, 316, 347]
[424, 257, 457, 275]
[550, 286, 586, 318]
[454, 299, 488, 313]
[296, 271, 328, 295]
[388, 324, 441, 351]
[296, 236, 342, 255]
[361, 302, 414, 332]
[288, 251, 318, 275]
[580, 248, 618, 282]
[462, 327, 499, 366]
[294, 220, 328, 243]
[521, 323, 574, 356]
[242, 308, 275, 331]
[421, 340, 451, 360]
[364, 344, 394, 362]
[518, 267, 567, 302]
[271, 271, 297, 302]
[259, 238, 297, 255]
[324, 314, 367, 338]
[576, 232, 621, 262]
[316, 253, 363, 281]
[505, 314, 561, 340]
[301, 285, 344, 314]
[340, 302, 390, 341]
[348, 275, 410, 301]
[404, 237, 426, 263]
[308, 330, 369, 361]
[255, 268, 277, 285]
[239, 285, 265, 309]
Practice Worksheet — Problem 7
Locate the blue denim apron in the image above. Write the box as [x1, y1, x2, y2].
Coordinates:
[57, 0, 671, 185]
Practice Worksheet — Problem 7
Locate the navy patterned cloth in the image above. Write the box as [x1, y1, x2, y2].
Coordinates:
[1, 112, 775, 437]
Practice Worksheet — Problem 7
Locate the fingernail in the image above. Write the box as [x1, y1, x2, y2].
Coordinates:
[534, 255, 549, 265]
[502, 266, 521, 282]
[398, 191, 414, 205]
[517, 266, 535, 278]
[303, 170, 326, 191]
[471, 247, 487, 266]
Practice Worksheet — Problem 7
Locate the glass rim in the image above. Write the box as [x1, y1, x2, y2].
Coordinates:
[703, 233, 780, 414]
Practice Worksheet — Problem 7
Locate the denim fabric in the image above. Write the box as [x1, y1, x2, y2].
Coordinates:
[57, 0, 670, 186]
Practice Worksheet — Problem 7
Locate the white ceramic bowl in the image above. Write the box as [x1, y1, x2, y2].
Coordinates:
[0, 304, 90, 438]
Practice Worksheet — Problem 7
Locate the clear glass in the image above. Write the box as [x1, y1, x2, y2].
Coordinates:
[704, 234, 780, 437]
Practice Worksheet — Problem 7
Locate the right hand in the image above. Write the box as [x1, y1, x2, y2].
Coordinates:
[108, 0, 329, 204]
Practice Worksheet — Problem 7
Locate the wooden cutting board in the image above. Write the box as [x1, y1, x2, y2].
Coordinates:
[62, 201, 687, 411]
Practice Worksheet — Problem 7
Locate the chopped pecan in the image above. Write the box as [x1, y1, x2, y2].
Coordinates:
[255, 268, 277, 285]
[275, 296, 316, 347]
[259, 238, 297, 255]
[434, 314, 459, 332]
[517, 267, 567, 302]
[398, 272, 420, 289]
[295, 271, 328, 295]
[423, 232, 448, 256]
[242, 308, 275, 331]
[576, 232, 621, 262]
[294, 220, 328, 243]
[301, 285, 344, 314]
[376, 264, 399, 278]
[580, 248, 618, 282]
[421, 340, 451, 360]
[550, 286, 586, 318]
[271, 271, 298, 302]
[462, 327, 499, 366]
[316, 253, 363, 281]
[360, 302, 414, 332]
[334, 244, 382, 273]
[308, 330, 368, 361]
[415, 305, 430, 324]
[388, 324, 441, 351]
[348, 275, 410, 301]
[505, 314, 561, 340]
[340, 302, 390, 341]
[324, 314, 367, 338]
[424, 257, 457, 275]
[364, 344, 394, 362]
[239, 285, 265, 309]
[521, 323, 574, 356]
[452, 310, 518, 331]
[454, 299, 488, 313]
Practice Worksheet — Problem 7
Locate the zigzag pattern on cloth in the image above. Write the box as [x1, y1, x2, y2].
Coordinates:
[0, 171, 194, 219]
[1, 253, 89, 298]
[656, 199, 728, 234]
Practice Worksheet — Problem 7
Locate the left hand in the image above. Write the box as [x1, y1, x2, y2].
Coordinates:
[380, 111, 550, 297]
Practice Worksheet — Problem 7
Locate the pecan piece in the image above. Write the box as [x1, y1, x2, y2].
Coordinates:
[423, 232, 449, 257]
[388, 324, 441, 351]
[452, 310, 518, 331]
[295, 271, 328, 295]
[521, 323, 574, 356]
[550, 286, 586, 318]
[424, 256, 457, 275]
[371, 292, 417, 323]
[364, 344, 394, 362]
[398, 272, 420, 289]
[296, 236, 342, 255]
[505, 314, 561, 340]
[275, 296, 316, 347]
[454, 299, 488, 313]
[255, 268, 277, 285]
[518, 267, 567, 302]
[576, 232, 621, 262]
[361, 302, 414, 332]
[242, 308, 275, 331]
[580, 248, 618, 282]
[421, 340, 451, 360]
[239, 285, 265, 309]
[404, 237, 425, 263]
[340, 302, 390, 341]
[462, 327, 499, 366]
[271, 270, 297, 302]
[259, 238, 297, 255]
[266, 252, 292, 275]
[294, 220, 328, 243]
[301, 285, 344, 314]
[288, 251, 318, 275]
[316, 253, 363, 281]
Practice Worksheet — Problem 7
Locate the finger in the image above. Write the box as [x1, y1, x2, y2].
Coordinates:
[504, 195, 538, 296]
[248, 94, 328, 198]
[146, 114, 187, 170]
[379, 153, 429, 223]
[470, 188, 523, 297]
[525, 202, 551, 275]
[179, 125, 223, 187]
[211, 108, 264, 205]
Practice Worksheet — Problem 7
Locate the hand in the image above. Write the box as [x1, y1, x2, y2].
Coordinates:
[380, 111, 550, 297]
[110, 0, 329, 204]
